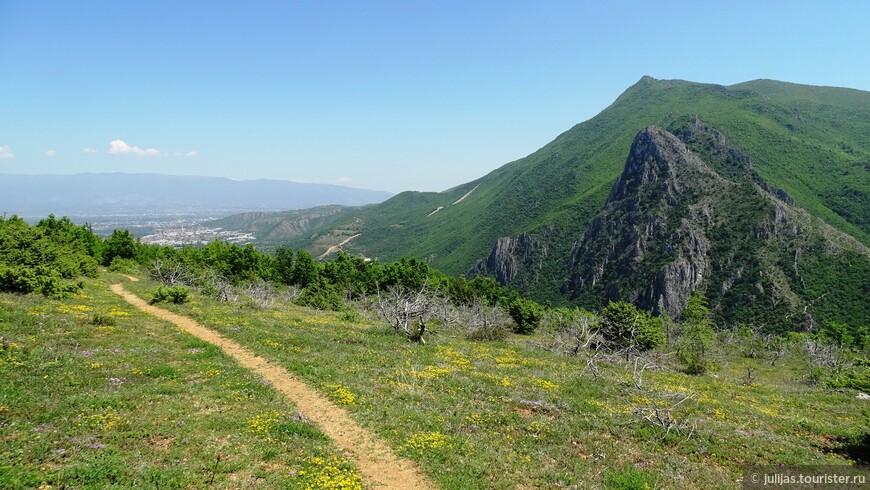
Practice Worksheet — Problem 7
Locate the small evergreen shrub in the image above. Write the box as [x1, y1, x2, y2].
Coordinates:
[150, 286, 190, 305]
[0, 264, 38, 294]
[677, 291, 716, 374]
[826, 369, 870, 392]
[604, 466, 656, 490]
[599, 301, 664, 351]
[0, 264, 81, 298]
[339, 308, 362, 323]
[107, 257, 140, 274]
[506, 297, 543, 335]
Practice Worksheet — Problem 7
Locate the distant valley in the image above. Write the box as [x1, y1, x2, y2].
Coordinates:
[0, 172, 391, 238]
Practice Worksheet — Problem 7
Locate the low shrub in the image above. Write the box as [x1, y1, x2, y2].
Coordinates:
[505, 296, 543, 335]
[150, 286, 190, 305]
[90, 313, 117, 327]
[0, 264, 82, 298]
[107, 257, 140, 275]
[600, 301, 664, 351]
[826, 369, 870, 392]
[604, 466, 657, 490]
[295, 279, 345, 311]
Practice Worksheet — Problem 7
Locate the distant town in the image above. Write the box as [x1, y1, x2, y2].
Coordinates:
[139, 224, 255, 246]
[39, 214, 258, 247]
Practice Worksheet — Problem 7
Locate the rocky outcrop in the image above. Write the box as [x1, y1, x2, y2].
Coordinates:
[563, 121, 870, 328]
[466, 116, 869, 330]
[470, 232, 544, 285]
[564, 126, 724, 316]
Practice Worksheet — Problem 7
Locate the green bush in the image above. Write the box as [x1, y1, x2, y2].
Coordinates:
[0, 264, 81, 298]
[677, 291, 716, 374]
[826, 369, 870, 391]
[295, 279, 345, 311]
[505, 296, 543, 335]
[0, 264, 38, 294]
[90, 313, 117, 327]
[107, 257, 140, 274]
[599, 301, 664, 351]
[150, 286, 190, 305]
[819, 322, 854, 348]
[338, 308, 362, 323]
[604, 466, 656, 489]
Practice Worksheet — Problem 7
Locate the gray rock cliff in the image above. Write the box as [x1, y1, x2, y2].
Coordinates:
[470, 232, 544, 285]
[564, 126, 723, 316]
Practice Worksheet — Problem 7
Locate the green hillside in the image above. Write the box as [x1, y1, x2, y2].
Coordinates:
[281, 77, 868, 257]
[207, 205, 353, 249]
[233, 77, 870, 325]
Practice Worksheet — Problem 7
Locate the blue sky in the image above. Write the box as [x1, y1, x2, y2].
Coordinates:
[2, 1, 869, 193]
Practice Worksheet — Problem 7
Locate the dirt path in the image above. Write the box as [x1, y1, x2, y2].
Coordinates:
[317, 233, 361, 259]
[109, 281, 436, 490]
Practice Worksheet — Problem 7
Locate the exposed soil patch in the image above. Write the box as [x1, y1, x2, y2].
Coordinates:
[317, 233, 362, 259]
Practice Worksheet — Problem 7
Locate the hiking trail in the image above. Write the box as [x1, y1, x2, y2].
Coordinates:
[109, 281, 435, 490]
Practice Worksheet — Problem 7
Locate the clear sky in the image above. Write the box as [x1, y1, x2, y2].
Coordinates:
[2, 1, 869, 193]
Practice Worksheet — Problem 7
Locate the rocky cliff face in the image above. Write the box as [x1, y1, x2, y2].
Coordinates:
[469, 232, 545, 285]
[562, 121, 870, 328]
[564, 126, 725, 316]
[473, 119, 869, 330]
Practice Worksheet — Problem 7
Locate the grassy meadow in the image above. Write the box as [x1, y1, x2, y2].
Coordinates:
[0, 274, 363, 489]
[107, 275, 868, 489]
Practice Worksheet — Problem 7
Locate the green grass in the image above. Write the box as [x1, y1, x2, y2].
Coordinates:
[0, 274, 363, 489]
[122, 277, 868, 489]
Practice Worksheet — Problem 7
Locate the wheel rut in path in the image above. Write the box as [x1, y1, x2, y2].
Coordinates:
[109, 282, 436, 490]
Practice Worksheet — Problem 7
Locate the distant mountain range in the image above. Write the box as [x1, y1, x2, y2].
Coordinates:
[217, 77, 870, 331]
[0, 173, 392, 218]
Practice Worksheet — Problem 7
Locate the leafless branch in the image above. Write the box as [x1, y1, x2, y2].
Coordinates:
[376, 284, 440, 343]
[631, 392, 696, 440]
[149, 258, 192, 287]
[243, 280, 276, 309]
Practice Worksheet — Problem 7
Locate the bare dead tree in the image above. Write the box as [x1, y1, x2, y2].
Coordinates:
[765, 334, 790, 367]
[538, 309, 606, 378]
[376, 284, 439, 343]
[556, 312, 600, 356]
[630, 355, 661, 390]
[729, 324, 765, 359]
[243, 280, 276, 309]
[801, 337, 841, 368]
[631, 392, 696, 441]
[149, 259, 192, 287]
[742, 366, 755, 386]
[281, 285, 302, 302]
[200, 268, 236, 303]
[458, 299, 511, 341]
[348, 293, 382, 322]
